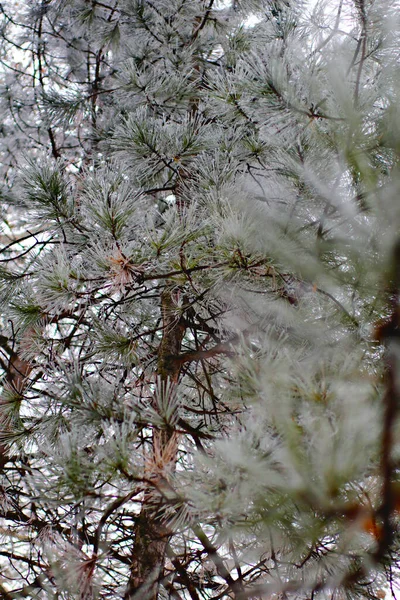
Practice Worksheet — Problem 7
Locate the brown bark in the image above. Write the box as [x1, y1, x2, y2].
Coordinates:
[125, 11, 210, 592]
[0, 343, 32, 472]
[125, 285, 185, 600]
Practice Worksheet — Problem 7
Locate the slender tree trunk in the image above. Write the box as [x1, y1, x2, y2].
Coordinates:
[125, 14, 203, 594]
[0, 344, 32, 472]
[125, 285, 185, 600]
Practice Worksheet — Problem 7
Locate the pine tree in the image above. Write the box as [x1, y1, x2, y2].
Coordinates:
[0, 0, 400, 598]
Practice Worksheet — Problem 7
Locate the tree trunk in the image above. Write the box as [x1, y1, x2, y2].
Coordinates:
[0, 344, 32, 472]
[125, 285, 185, 600]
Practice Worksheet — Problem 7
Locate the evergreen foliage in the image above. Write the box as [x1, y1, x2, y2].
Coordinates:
[0, 0, 399, 598]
